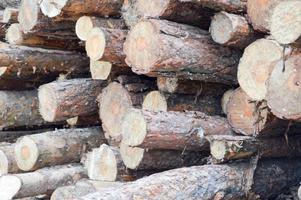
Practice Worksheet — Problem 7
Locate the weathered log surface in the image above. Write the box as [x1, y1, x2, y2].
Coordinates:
[0, 42, 89, 81]
[121, 108, 232, 151]
[0, 164, 87, 199]
[0, 129, 52, 143]
[0, 0, 21, 8]
[14, 127, 105, 171]
[0, 143, 20, 174]
[78, 158, 301, 200]
[124, 19, 240, 85]
[38, 79, 106, 122]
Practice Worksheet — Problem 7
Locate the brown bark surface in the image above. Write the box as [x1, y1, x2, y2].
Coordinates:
[124, 19, 240, 85]
[0, 0, 21, 8]
[2, 7, 18, 23]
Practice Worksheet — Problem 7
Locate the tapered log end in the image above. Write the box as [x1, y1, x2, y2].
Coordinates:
[267, 55, 301, 120]
[237, 39, 282, 101]
[157, 77, 179, 94]
[121, 108, 147, 147]
[86, 27, 106, 61]
[271, 1, 301, 45]
[221, 89, 234, 114]
[0, 150, 9, 175]
[6, 23, 23, 45]
[40, 0, 67, 18]
[76, 16, 94, 41]
[0, 67, 8, 77]
[210, 140, 227, 160]
[124, 20, 159, 74]
[135, 0, 169, 17]
[120, 143, 144, 170]
[210, 12, 233, 45]
[142, 91, 167, 112]
[90, 60, 112, 80]
[99, 82, 133, 138]
[85, 144, 117, 181]
[38, 85, 57, 122]
[18, 0, 39, 32]
[227, 88, 268, 135]
[15, 136, 39, 171]
[0, 175, 21, 200]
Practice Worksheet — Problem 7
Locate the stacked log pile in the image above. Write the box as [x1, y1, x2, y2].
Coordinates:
[0, 0, 300, 199]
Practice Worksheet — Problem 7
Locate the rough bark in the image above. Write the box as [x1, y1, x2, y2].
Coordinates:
[0, 164, 87, 199]
[14, 127, 105, 171]
[0, 42, 89, 81]
[85, 26, 127, 66]
[66, 115, 100, 127]
[40, 0, 123, 18]
[2, 7, 18, 23]
[0, 129, 52, 143]
[0, 143, 20, 174]
[0, 79, 44, 90]
[208, 135, 301, 163]
[121, 108, 233, 151]
[124, 19, 240, 85]
[266, 54, 301, 120]
[120, 143, 207, 170]
[75, 16, 126, 41]
[221, 89, 234, 114]
[210, 11, 258, 48]
[0, 0, 21, 8]
[79, 158, 301, 200]
[38, 78, 106, 122]
[270, 1, 301, 45]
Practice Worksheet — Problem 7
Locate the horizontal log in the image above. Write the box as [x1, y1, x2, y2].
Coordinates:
[0, 129, 52, 142]
[38, 78, 106, 122]
[14, 127, 105, 171]
[124, 19, 240, 84]
[0, 0, 20, 8]
[0, 164, 87, 199]
[0, 79, 44, 90]
[78, 158, 301, 200]
[0, 143, 20, 174]
[66, 115, 100, 127]
[121, 108, 232, 151]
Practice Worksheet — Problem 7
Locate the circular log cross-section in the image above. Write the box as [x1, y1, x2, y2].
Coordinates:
[5, 23, 23, 45]
[18, 0, 40, 32]
[237, 39, 285, 101]
[266, 55, 301, 120]
[221, 89, 234, 114]
[90, 60, 112, 80]
[270, 0, 301, 45]
[142, 91, 167, 112]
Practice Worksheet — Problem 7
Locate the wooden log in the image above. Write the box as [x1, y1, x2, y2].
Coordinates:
[51, 180, 122, 200]
[0, 79, 43, 90]
[120, 143, 206, 170]
[6, 23, 81, 51]
[99, 80, 154, 143]
[247, 0, 283, 32]
[142, 91, 224, 115]
[66, 115, 100, 127]
[14, 127, 105, 171]
[0, 129, 52, 143]
[270, 0, 301, 46]
[0, 42, 89, 81]
[208, 135, 301, 163]
[0, 90, 47, 130]
[77, 158, 301, 200]
[0, 143, 20, 174]
[38, 79, 106, 122]
[0, 164, 87, 199]
[210, 11, 257, 48]
[75, 16, 126, 41]
[121, 108, 232, 151]
[266, 54, 301, 120]
[40, 0, 123, 18]
[18, 0, 43, 32]
[237, 39, 294, 101]
[85, 26, 127, 65]
[2, 7, 18, 23]
[0, 0, 20, 8]
[221, 89, 234, 114]
[124, 19, 241, 85]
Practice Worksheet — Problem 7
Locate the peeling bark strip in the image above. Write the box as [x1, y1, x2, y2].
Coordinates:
[40, 0, 123, 18]
[0, 42, 89, 81]
[124, 19, 240, 85]
[14, 127, 105, 171]
[0, 90, 46, 130]
[208, 135, 301, 163]
[78, 158, 301, 200]
[38, 79, 106, 122]
[0, 143, 20, 174]
[121, 108, 232, 151]
[0, 164, 87, 199]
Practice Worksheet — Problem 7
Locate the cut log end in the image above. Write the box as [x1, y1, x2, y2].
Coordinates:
[135, 0, 169, 17]
[121, 108, 147, 147]
[90, 60, 112, 80]
[157, 77, 179, 94]
[271, 0, 301, 45]
[75, 16, 94, 41]
[0, 150, 9, 174]
[85, 144, 117, 182]
[18, 0, 39, 32]
[221, 89, 234, 114]
[237, 39, 283, 101]
[38, 85, 57, 122]
[210, 12, 233, 45]
[40, 0, 67, 18]
[0, 175, 21, 200]
[6, 23, 23, 45]
[2, 8, 18, 23]
[142, 91, 167, 112]
[120, 143, 144, 170]
[124, 20, 159, 74]
[86, 27, 106, 61]
[15, 136, 39, 171]
[210, 140, 227, 160]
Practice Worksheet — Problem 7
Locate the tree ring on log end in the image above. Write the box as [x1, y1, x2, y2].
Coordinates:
[6, 23, 23, 45]
[90, 60, 112, 80]
[142, 91, 167, 112]
[136, 0, 170, 17]
[38, 85, 58, 122]
[40, 0, 68, 18]
[124, 20, 159, 74]
[120, 143, 144, 170]
[18, 0, 39, 32]
[0, 175, 21, 199]
[211, 140, 227, 160]
[75, 16, 94, 41]
[86, 27, 106, 61]
[15, 136, 39, 171]
[210, 12, 233, 45]
[0, 150, 9, 174]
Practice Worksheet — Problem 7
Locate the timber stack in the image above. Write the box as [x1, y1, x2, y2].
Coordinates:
[0, 0, 300, 199]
